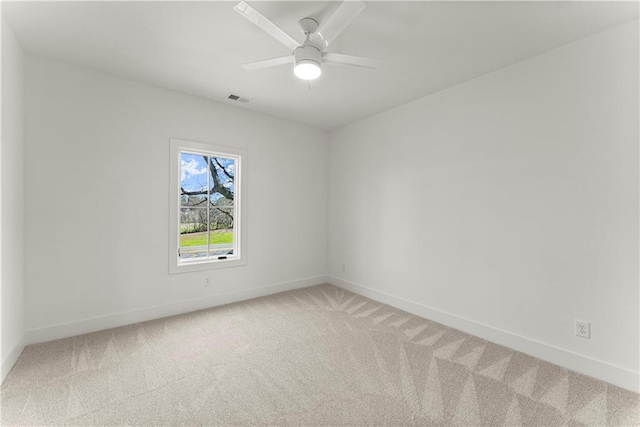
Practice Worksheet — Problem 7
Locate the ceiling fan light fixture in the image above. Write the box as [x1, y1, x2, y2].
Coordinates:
[294, 60, 321, 80]
[293, 45, 322, 80]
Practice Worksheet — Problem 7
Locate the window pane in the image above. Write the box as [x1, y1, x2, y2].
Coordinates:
[179, 207, 208, 260]
[207, 156, 235, 258]
[208, 207, 234, 258]
[208, 156, 235, 206]
[180, 153, 209, 207]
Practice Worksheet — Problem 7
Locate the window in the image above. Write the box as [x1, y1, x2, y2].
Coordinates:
[169, 139, 246, 273]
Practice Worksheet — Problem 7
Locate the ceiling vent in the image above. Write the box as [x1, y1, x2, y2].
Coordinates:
[227, 93, 251, 103]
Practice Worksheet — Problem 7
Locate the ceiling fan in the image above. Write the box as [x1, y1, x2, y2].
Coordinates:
[233, 0, 380, 81]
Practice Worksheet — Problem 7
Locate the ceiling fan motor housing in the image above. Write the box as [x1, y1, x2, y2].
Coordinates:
[294, 44, 322, 67]
[293, 44, 322, 80]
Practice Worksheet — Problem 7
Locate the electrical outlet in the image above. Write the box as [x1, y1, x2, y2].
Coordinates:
[575, 320, 590, 339]
[341, 263, 347, 273]
[203, 275, 213, 287]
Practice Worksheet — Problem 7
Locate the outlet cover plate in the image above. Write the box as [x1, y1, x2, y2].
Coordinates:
[575, 320, 591, 339]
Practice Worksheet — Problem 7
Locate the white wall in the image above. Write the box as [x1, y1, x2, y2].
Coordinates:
[328, 21, 639, 391]
[1, 19, 25, 381]
[24, 56, 328, 340]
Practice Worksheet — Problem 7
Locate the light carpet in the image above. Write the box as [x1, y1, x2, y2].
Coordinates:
[1, 284, 638, 426]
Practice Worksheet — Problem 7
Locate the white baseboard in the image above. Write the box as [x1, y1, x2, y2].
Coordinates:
[2, 338, 25, 383]
[25, 275, 328, 345]
[328, 275, 639, 393]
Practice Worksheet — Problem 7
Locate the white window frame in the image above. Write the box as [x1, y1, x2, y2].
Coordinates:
[169, 138, 247, 274]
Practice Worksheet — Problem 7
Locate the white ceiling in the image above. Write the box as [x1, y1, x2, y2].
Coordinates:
[3, 1, 638, 130]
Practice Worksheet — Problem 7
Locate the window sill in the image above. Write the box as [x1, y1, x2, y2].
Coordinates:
[169, 257, 246, 274]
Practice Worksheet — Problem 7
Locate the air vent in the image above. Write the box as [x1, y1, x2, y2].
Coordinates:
[227, 93, 251, 103]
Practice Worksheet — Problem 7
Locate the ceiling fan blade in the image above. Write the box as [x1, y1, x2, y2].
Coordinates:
[316, 0, 366, 48]
[234, 1, 301, 51]
[242, 55, 294, 70]
[322, 52, 380, 69]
